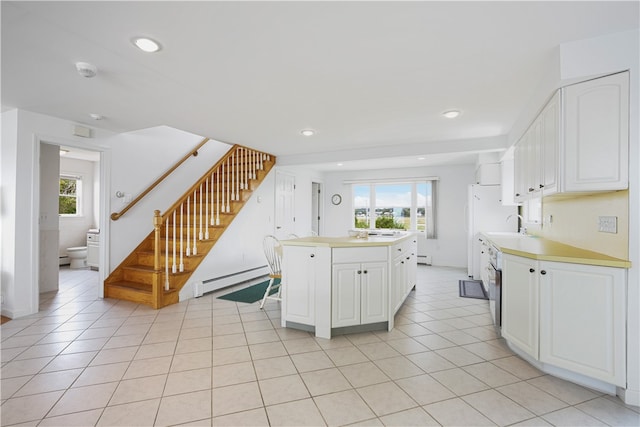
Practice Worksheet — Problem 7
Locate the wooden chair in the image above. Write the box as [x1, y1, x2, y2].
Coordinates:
[260, 235, 283, 309]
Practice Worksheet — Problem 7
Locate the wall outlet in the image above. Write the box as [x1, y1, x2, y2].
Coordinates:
[598, 216, 618, 233]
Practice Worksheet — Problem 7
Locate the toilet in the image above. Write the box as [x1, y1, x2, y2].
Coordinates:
[67, 246, 88, 269]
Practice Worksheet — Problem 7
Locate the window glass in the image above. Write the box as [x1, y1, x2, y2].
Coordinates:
[374, 184, 411, 230]
[59, 176, 80, 215]
[353, 184, 370, 229]
[351, 180, 437, 238]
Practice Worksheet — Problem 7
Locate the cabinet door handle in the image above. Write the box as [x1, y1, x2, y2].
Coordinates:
[540, 270, 547, 275]
[528, 187, 535, 192]
[515, 193, 521, 197]
[310, 254, 315, 258]
[539, 184, 544, 188]
[401, 261, 405, 264]
[357, 270, 362, 274]
[406, 257, 410, 260]
[529, 268, 535, 273]
[363, 270, 368, 274]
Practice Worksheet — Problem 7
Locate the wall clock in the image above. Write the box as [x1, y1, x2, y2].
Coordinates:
[331, 194, 342, 205]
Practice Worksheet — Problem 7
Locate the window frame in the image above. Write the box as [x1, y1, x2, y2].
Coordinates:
[350, 178, 437, 238]
[59, 174, 83, 217]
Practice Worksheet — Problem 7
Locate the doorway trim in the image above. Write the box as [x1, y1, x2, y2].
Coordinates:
[33, 135, 111, 310]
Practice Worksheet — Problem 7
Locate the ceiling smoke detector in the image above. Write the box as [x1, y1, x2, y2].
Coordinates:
[75, 62, 97, 78]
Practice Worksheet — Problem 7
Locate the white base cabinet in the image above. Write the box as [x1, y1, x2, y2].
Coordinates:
[502, 254, 539, 359]
[282, 235, 417, 339]
[502, 253, 627, 387]
[332, 261, 387, 328]
[539, 261, 626, 387]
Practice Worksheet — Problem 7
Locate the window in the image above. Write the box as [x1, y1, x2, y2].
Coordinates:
[352, 179, 437, 238]
[59, 175, 81, 216]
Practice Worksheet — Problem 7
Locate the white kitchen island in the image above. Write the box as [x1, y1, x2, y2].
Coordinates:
[280, 233, 417, 339]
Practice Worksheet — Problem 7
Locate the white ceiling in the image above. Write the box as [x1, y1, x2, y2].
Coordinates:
[2, 1, 638, 171]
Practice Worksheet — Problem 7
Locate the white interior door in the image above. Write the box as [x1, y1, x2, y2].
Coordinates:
[275, 171, 295, 239]
[312, 182, 322, 236]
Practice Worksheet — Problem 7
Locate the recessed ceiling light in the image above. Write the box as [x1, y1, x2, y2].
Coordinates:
[132, 37, 161, 53]
[337, 163, 343, 167]
[442, 110, 461, 119]
[418, 157, 425, 160]
[89, 113, 103, 120]
[301, 129, 315, 136]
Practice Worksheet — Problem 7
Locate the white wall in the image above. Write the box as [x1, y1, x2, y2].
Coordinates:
[320, 164, 475, 268]
[1, 109, 114, 318]
[106, 126, 232, 270]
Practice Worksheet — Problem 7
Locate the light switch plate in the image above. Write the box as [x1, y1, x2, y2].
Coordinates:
[598, 216, 617, 233]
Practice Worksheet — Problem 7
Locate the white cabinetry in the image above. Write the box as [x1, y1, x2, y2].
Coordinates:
[282, 245, 321, 326]
[332, 261, 387, 327]
[513, 72, 628, 203]
[539, 261, 626, 387]
[502, 253, 627, 387]
[391, 238, 417, 314]
[502, 254, 539, 359]
[563, 72, 629, 192]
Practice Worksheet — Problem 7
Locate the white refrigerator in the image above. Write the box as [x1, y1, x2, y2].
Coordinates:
[466, 184, 517, 279]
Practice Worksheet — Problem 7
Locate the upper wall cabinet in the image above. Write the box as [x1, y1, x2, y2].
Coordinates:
[514, 71, 629, 203]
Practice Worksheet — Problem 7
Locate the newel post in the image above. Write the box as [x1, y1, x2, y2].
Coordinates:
[153, 210, 162, 271]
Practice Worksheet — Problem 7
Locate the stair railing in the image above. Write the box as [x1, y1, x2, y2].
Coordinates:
[152, 145, 271, 291]
[111, 137, 211, 221]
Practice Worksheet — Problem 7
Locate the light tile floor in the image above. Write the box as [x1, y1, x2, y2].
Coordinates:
[1, 266, 639, 426]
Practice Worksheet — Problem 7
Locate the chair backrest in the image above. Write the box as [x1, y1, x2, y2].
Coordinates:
[263, 235, 283, 275]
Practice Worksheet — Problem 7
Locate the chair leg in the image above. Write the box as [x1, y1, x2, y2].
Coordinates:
[259, 278, 275, 309]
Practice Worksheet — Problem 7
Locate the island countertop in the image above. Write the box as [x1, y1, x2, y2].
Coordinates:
[281, 233, 414, 248]
[483, 232, 631, 269]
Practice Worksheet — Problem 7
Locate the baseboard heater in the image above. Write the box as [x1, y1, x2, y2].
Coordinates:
[417, 255, 432, 265]
[201, 265, 270, 295]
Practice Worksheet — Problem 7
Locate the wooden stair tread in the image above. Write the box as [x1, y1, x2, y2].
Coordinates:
[106, 280, 178, 294]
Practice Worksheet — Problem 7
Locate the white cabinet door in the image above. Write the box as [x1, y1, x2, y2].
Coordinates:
[539, 262, 626, 387]
[332, 263, 361, 327]
[540, 91, 559, 196]
[563, 72, 629, 192]
[392, 255, 406, 314]
[502, 254, 539, 359]
[283, 246, 317, 326]
[361, 262, 388, 324]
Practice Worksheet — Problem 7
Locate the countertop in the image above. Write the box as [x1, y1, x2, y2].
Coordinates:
[281, 233, 413, 248]
[483, 232, 631, 269]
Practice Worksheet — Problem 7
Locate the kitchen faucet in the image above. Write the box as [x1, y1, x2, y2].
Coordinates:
[506, 214, 527, 235]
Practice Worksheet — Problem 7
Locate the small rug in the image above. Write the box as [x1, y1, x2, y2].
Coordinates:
[459, 279, 488, 300]
[217, 279, 280, 304]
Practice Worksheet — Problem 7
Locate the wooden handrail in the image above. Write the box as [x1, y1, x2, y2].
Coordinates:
[111, 138, 210, 221]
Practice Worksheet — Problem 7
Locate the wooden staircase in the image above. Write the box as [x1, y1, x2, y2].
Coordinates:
[104, 145, 275, 309]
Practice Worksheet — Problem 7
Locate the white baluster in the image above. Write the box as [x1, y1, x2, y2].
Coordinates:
[186, 196, 190, 257]
[179, 203, 184, 272]
[226, 158, 231, 213]
[165, 218, 169, 290]
[231, 152, 235, 201]
[236, 149, 241, 200]
[199, 184, 203, 241]
[253, 150, 257, 178]
[220, 162, 226, 214]
[242, 147, 247, 189]
[192, 190, 198, 255]
[172, 210, 177, 274]
[205, 177, 210, 237]
[210, 172, 215, 227]
[216, 170, 220, 225]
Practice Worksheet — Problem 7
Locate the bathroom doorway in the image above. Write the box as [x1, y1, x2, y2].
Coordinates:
[311, 181, 322, 236]
[38, 141, 105, 299]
